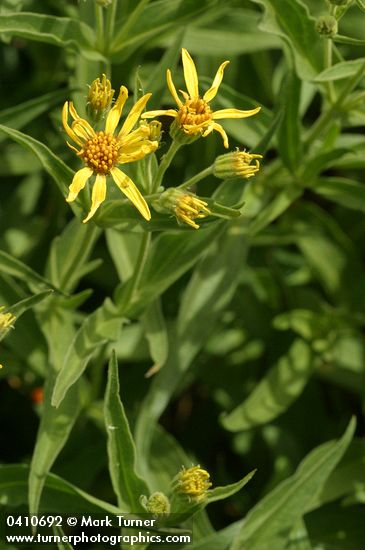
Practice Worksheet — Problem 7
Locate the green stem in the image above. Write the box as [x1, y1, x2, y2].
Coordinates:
[105, 0, 118, 56]
[178, 165, 214, 190]
[324, 38, 336, 103]
[95, 4, 105, 53]
[128, 231, 152, 304]
[153, 140, 181, 191]
[305, 60, 365, 146]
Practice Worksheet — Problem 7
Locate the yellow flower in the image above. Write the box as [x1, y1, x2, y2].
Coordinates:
[173, 465, 212, 502]
[142, 48, 261, 148]
[62, 86, 158, 223]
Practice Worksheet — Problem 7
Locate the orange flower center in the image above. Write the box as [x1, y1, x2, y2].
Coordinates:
[177, 98, 212, 131]
[80, 131, 120, 174]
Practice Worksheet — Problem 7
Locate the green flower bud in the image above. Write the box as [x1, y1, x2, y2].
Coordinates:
[86, 74, 114, 122]
[315, 15, 338, 37]
[0, 306, 16, 340]
[140, 492, 171, 518]
[153, 189, 210, 230]
[213, 150, 262, 180]
[172, 465, 212, 502]
[169, 119, 201, 145]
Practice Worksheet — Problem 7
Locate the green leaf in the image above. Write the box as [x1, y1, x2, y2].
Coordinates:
[120, 222, 225, 316]
[3, 290, 53, 322]
[0, 464, 120, 515]
[0, 125, 72, 198]
[305, 502, 365, 550]
[104, 351, 149, 511]
[0, 89, 68, 143]
[334, 34, 365, 46]
[142, 299, 169, 374]
[182, 24, 280, 55]
[0, 250, 59, 292]
[189, 521, 243, 550]
[221, 339, 315, 431]
[206, 470, 256, 504]
[311, 177, 365, 213]
[46, 218, 101, 292]
[231, 418, 356, 550]
[313, 440, 365, 507]
[51, 299, 122, 407]
[277, 70, 302, 173]
[250, 0, 323, 80]
[29, 305, 82, 517]
[248, 185, 303, 236]
[111, 0, 221, 59]
[314, 59, 365, 82]
[356, 0, 365, 12]
[136, 223, 247, 471]
[29, 375, 83, 517]
[302, 149, 349, 182]
[0, 13, 98, 56]
[144, 29, 185, 108]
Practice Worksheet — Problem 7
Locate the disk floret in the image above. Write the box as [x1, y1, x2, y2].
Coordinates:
[80, 131, 120, 174]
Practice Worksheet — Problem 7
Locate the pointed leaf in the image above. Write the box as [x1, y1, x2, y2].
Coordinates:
[104, 351, 149, 511]
[231, 418, 356, 549]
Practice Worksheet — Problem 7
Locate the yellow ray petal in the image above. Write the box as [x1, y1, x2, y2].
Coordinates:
[202, 124, 214, 138]
[105, 85, 128, 135]
[141, 109, 177, 119]
[118, 93, 152, 138]
[212, 106, 261, 120]
[212, 122, 229, 148]
[83, 173, 107, 223]
[69, 101, 81, 121]
[110, 167, 151, 221]
[182, 48, 199, 99]
[66, 167, 93, 202]
[179, 90, 189, 101]
[119, 125, 150, 147]
[203, 61, 230, 103]
[118, 141, 158, 163]
[62, 102, 83, 146]
[167, 69, 182, 107]
[72, 119, 95, 141]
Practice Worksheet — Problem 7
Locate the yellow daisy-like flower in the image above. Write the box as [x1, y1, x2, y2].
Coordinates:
[173, 465, 212, 502]
[62, 86, 158, 223]
[142, 48, 261, 148]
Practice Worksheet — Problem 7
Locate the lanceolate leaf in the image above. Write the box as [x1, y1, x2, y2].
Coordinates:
[0, 13, 96, 55]
[221, 339, 315, 432]
[231, 418, 356, 549]
[104, 352, 149, 511]
[251, 0, 323, 80]
[0, 89, 68, 143]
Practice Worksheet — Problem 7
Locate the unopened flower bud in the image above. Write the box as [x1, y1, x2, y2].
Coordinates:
[214, 150, 262, 180]
[169, 119, 201, 145]
[153, 189, 210, 229]
[139, 120, 162, 142]
[86, 74, 114, 121]
[315, 15, 338, 37]
[172, 465, 212, 502]
[140, 492, 171, 518]
[0, 306, 16, 340]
